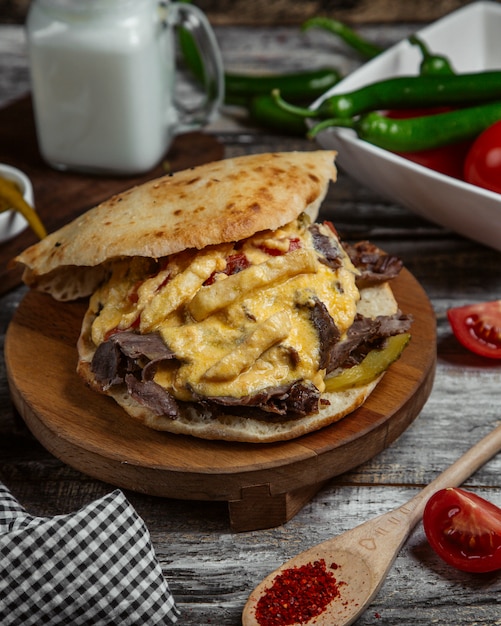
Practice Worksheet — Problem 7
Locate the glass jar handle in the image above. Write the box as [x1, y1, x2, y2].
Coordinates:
[167, 2, 224, 131]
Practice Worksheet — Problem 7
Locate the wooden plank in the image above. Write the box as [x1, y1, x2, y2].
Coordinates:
[228, 481, 328, 531]
[1, 0, 478, 26]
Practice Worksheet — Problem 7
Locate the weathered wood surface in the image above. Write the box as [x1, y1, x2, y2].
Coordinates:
[0, 0, 491, 25]
[2, 21, 501, 626]
[199, 0, 490, 25]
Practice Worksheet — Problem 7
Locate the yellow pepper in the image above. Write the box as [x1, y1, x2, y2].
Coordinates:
[324, 332, 411, 392]
[0, 176, 47, 239]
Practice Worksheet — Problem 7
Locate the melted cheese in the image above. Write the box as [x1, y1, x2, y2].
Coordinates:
[90, 217, 360, 401]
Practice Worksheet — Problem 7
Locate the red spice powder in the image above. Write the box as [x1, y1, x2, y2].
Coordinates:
[254, 558, 343, 625]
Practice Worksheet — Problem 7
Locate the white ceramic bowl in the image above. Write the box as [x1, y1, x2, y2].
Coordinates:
[313, 1, 501, 251]
[0, 164, 35, 244]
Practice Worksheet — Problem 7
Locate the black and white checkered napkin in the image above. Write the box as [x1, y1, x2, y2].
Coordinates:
[0, 482, 180, 625]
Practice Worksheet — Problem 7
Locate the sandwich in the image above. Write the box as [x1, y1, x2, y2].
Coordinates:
[13, 151, 411, 443]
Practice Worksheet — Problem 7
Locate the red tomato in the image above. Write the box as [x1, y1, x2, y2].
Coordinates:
[464, 120, 501, 194]
[423, 488, 501, 573]
[386, 108, 472, 179]
[396, 142, 472, 179]
[447, 300, 501, 359]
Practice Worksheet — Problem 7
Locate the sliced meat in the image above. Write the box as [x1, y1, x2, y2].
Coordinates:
[377, 313, 413, 336]
[125, 374, 179, 418]
[309, 223, 343, 270]
[344, 240, 403, 287]
[91, 339, 125, 390]
[326, 312, 412, 373]
[91, 331, 176, 390]
[304, 297, 340, 370]
[111, 331, 175, 361]
[285, 380, 323, 415]
[195, 380, 322, 417]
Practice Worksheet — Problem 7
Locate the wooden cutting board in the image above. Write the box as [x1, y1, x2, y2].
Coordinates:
[0, 95, 224, 295]
[5, 267, 436, 531]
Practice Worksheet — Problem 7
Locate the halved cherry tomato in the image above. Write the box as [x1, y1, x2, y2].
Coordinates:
[423, 487, 501, 573]
[387, 108, 472, 179]
[464, 120, 501, 194]
[447, 300, 501, 359]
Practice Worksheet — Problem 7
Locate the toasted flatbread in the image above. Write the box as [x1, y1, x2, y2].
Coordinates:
[13, 151, 337, 301]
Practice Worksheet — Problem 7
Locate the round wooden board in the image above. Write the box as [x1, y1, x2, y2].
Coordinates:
[6, 267, 435, 528]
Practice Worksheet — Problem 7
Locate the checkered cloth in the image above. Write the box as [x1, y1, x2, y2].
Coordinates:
[0, 483, 180, 625]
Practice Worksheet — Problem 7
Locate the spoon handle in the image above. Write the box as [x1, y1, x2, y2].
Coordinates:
[400, 420, 501, 529]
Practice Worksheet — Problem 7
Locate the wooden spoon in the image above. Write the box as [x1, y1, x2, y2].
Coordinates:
[242, 421, 501, 626]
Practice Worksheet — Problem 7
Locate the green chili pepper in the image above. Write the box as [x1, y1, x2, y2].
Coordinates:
[224, 67, 342, 105]
[409, 35, 455, 76]
[308, 100, 501, 152]
[301, 16, 383, 59]
[274, 71, 501, 119]
[178, 12, 342, 107]
[246, 94, 308, 135]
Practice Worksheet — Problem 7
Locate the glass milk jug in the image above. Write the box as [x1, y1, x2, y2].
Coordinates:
[26, 0, 224, 174]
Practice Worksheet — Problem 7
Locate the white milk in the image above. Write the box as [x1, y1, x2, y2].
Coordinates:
[26, 0, 223, 174]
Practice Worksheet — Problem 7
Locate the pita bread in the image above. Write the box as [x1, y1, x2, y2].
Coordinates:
[13, 151, 336, 301]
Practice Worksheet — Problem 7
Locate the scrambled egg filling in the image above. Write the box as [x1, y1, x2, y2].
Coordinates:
[89, 216, 360, 401]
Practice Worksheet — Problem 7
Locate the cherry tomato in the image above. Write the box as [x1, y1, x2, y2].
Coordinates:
[447, 300, 501, 359]
[423, 488, 501, 573]
[387, 108, 472, 179]
[464, 120, 501, 194]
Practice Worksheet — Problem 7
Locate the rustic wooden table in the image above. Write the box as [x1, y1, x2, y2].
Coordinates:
[2, 18, 501, 626]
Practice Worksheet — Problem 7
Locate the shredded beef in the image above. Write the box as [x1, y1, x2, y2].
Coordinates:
[111, 331, 175, 362]
[326, 311, 412, 373]
[303, 297, 340, 370]
[343, 240, 403, 287]
[377, 313, 413, 336]
[309, 223, 343, 269]
[125, 374, 179, 418]
[285, 380, 322, 415]
[91, 331, 176, 385]
[91, 331, 178, 417]
[91, 340, 125, 390]
[195, 380, 321, 417]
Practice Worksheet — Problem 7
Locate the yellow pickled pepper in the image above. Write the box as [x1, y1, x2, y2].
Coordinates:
[0, 176, 47, 239]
